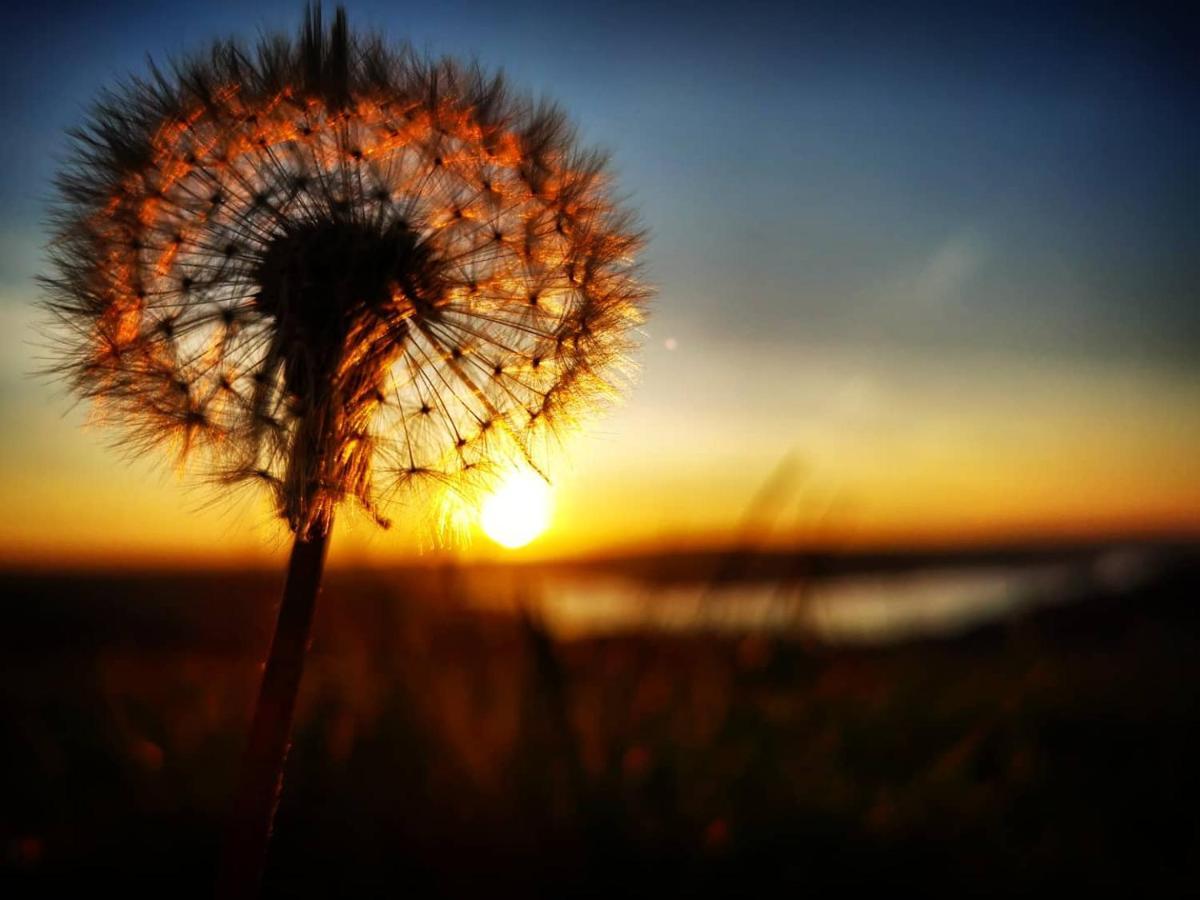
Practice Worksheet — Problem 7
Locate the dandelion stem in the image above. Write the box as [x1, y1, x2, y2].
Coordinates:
[44, 9, 648, 893]
[217, 523, 331, 899]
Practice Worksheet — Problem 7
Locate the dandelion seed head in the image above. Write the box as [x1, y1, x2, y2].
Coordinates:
[41, 5, 650, 538]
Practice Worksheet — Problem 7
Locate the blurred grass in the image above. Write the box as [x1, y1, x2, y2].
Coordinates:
[1, 550, 1199, 896]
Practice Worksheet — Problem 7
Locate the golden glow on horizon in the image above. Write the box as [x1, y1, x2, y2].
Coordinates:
[479, 471, 553, 549]
[3, 300, 1200, 567]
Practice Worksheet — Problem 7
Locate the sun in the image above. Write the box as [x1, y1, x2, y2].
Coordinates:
[480, 471, 553, 549]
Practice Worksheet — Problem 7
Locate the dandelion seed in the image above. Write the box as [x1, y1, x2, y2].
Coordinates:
[39, 4, 650, 895]
[43, 11, 647, 536]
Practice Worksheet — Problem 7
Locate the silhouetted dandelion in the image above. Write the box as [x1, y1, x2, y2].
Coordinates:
[40, 5, 649, 896]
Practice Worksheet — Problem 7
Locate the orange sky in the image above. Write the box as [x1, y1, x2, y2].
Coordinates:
[3, 295, 1198, 568]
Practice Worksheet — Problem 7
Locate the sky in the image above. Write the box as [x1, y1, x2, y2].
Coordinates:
[0, 1, 1197, 566]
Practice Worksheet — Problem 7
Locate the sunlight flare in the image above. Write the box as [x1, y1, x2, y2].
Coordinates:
[480, 470, 553, 548]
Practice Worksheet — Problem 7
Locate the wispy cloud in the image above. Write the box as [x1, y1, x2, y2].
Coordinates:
[883, 232, 988, 312]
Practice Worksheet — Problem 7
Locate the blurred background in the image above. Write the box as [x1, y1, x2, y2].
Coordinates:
[2, 0, 1198, 895]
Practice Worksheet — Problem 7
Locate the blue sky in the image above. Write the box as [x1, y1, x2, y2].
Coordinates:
[3, 1, 1197, 358]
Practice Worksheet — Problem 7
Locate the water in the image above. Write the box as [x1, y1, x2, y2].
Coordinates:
[514, 548, 1157, 645]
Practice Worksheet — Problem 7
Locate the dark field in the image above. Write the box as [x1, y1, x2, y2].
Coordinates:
[3, 545, 1199, 896]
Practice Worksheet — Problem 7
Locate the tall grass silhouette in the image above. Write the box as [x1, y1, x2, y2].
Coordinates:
[40, 5, 649, 894]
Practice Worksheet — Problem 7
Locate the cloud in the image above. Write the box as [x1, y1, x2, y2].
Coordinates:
[889, 232, 988, 312]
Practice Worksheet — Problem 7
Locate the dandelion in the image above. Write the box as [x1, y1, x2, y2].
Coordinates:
[40, 5, 649, 895]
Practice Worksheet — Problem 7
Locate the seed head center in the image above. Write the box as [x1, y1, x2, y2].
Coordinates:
[253, 219, 444, 394]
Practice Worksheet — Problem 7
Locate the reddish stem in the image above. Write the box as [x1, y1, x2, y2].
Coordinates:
[216, 525, 330, 899]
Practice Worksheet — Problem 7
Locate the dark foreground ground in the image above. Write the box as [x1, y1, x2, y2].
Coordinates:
[2, 545, 1199, 896]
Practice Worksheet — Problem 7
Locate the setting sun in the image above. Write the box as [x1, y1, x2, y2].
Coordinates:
[480, 471, 553, 549]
